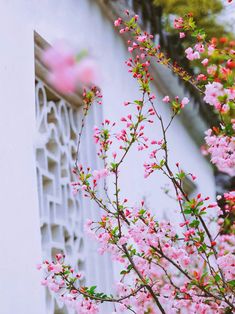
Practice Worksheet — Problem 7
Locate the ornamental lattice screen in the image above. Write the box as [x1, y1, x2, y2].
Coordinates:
[34, 32, 114, 314]
[35, 80, 85, 313]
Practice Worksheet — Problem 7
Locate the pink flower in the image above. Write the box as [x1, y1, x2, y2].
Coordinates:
[75, 58, 98, 85]
[194, 43, 205, 53]
[182, 256, 190, 266]
[185, 47, 200, 61]
[86, 219, 93, 227]
[201, 58, 209, 66]
[179, 32, 185, 39]
[174, 17, 184, 29]
[207, 65, 217, 76]
[42, 41, 75, 70]
[191, 174, 197, 181]
[42, 42, 98, 93]
[221, 104, 230, 113]
[205, 130, 235, 176]
[114, 18, 122, 27]
[162, 95, 170, 102]
[181, 97, 190, 107]
[48, 282, 60, 292]
[48, 66, 78, 93]
[92, 168, 109, 181]
[136, 35, 147, 42]
[118, 236, 129, 246]
[140, 53, 146, 60]
[217, 254, 235, 280]
[49, 263, 63, 274]
[208, 45, 215, 55]
[36, 263, 42, 270]
[204, 82, 224, 108]
[185, 47, 193, 55]
[179, 220, 189, 227]
[197, 74, 207, 81]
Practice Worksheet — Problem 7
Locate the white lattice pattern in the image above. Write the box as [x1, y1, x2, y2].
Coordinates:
[35, 81, 85, 313]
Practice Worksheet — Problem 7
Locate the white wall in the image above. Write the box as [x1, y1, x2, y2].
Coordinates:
[0, 0, 216, 313]
[0, 3, 45, 314]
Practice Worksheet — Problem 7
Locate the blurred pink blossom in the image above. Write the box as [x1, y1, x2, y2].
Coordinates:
[76, 58, 98, 85]
[42, 41, 75, 70]
[42, 41, 98, 93]
[181, 97, 190, 107]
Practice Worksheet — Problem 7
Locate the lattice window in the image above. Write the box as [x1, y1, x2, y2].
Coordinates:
[35, 79, 86, 313]
[34, 32, 87, 313]
[34, 31, 115, 314]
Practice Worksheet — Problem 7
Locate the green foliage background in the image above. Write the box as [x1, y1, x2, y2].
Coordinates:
[154, 0, 227, 39]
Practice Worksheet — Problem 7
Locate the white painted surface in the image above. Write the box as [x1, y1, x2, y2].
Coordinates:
[0, 0, 216, 313]
[0, 4, 45, 314]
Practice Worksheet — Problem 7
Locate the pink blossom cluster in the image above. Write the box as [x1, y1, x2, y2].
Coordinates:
[224, 191, 235, 204]
[163, 95, 189, 105]
[39, 11, 235, 314]
[217, 254, 235, 281]
[92, 168, 109, 181]
[71, 164, 109, 195]
[204, 82, 224, 109]
[224, 191, 235, 213]
[185, 47, 200, 61]
[42, 41, 97, 93]
[39, 256, 99, 314]
[41, 204, 233, 313]
[204, 82, 235, 112]
[174, 17, 184, 29]
[217, 234, 235, 256]
[93, 120, 115, 159]
[205, 129, 235, 176]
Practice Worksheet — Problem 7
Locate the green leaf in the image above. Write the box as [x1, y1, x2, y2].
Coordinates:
[160, 159, 165, 167]
[214, 274, 221, 283]
[200, 271, 208, 281]
[228, 280, 235, 287]
[176, 171, 185, 180]
[134, 100, 143, 106]
[127, 264, 133, 271]
[189, 220, 199, 228]
[76, 49, 88, 62]
[183, 209, 192, 215]
[89, 285, 97, 295]
[139, 209, 146, 215]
